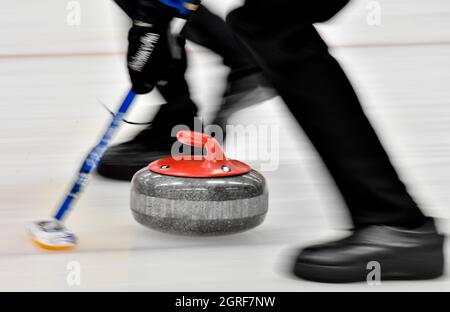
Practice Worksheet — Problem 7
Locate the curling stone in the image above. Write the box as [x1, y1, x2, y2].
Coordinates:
[130, 130, 268, 235]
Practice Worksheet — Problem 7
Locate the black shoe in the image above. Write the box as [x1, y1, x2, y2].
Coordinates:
[293, 220, 445, 283]
[97, 104, 198, 181]
[211, 72, 276, 133]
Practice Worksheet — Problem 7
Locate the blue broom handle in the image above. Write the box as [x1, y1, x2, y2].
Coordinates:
[54, 89, 137, 221]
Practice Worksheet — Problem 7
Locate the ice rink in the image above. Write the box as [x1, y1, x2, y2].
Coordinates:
[1, 0, 450, 291]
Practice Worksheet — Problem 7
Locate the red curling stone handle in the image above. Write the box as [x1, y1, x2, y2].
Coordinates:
[177, 130, 226, 161]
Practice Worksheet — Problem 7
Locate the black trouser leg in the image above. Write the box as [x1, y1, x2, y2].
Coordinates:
[226, 0, 427, 228]
[182, 5, 260, 79]
[154, 38, 198, 119]
[113, 0, 135, 17]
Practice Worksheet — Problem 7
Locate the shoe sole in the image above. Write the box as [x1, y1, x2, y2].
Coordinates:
[293, 248, 445, 283]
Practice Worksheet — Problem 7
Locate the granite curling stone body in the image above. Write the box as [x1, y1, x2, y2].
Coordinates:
[130, 131, 268, 235]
